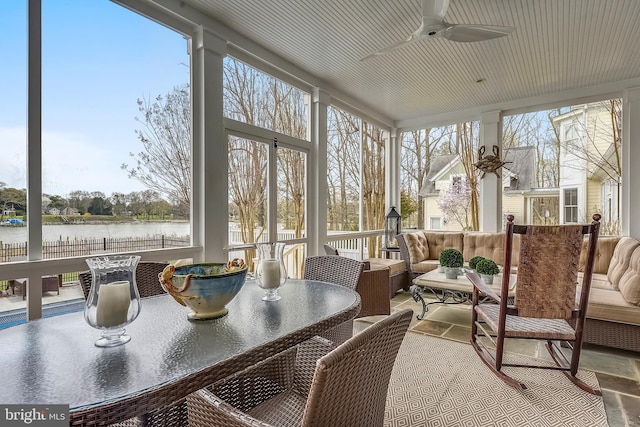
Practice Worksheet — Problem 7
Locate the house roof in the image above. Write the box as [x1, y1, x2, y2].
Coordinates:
[418, 146, 536, 196]
[418, 154, 457, 196]
[502, 146, 536, 192]
[176, 0, 640, 127]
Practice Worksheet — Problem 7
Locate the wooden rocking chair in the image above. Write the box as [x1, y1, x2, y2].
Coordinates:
[467, 214, 601, 395]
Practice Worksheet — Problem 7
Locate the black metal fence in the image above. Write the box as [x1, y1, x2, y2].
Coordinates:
[0, 235, 190, 263]
[0, 235, 190, 289]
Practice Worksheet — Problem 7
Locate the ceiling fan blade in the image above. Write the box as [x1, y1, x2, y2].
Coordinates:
[442, 24, 515, 42]
[422, 0, 449, 20]
[360, 31, 423, 61]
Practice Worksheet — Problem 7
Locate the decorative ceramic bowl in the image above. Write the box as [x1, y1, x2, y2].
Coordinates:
[159, 261, 248, 320]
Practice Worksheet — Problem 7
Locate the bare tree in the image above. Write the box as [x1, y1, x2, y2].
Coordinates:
[400, 129, 446, 228]
[327, 107, 360, 231]
[224, 59, 307, 267]
[123, 85, 191, 212]
[457, 122, 480, 230]
[362, 122, 385, 256]
[228, 137, 267, 247]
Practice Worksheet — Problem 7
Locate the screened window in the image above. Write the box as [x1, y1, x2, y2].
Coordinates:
[40, 1, 191, 261]
[223, 57, 309, 141]
[326, 106, 386, 257]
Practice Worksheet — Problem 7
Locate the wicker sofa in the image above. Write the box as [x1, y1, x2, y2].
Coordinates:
[397, 230, 640, 352]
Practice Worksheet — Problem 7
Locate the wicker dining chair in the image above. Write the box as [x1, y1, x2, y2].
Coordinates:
[78, 261, 169, 299]
[187, 309, 412, 427]
[303, 255, 365, 345]
[467, 214, 601, 395]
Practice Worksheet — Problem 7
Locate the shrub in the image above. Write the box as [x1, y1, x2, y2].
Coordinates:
[439, 248, 464, 268]
[476, 258, 499, 275]
[469, 256, 485, 270]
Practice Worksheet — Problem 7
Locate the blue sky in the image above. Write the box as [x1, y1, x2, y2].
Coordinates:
[0, 0, 190, 197]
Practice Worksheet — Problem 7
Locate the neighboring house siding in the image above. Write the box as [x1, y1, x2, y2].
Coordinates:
[587, 179, 602, 221]
[424, 197, 443, 230]
[502, 195, 523, 225]
[553, 102, 619, 226]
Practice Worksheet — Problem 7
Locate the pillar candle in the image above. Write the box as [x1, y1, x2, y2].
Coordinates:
[96, 281, 131, 328]
[260, 259, 281, 289]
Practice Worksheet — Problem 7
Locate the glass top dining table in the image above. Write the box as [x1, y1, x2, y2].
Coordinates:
[0, 279, 361, 426]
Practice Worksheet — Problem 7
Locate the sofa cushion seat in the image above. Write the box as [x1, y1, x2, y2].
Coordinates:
[583, 287, 640, 325]
[410, 260, 440, 274]
[578, 273, 615, 291]
[366, 258, 406, 276]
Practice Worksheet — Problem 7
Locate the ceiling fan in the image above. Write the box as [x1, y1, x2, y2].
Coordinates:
[361, 0, 514, 61]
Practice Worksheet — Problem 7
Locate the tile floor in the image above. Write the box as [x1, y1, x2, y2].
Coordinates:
[370, 291, 640, 427]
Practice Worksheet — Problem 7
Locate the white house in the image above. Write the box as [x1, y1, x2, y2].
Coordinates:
[552, 102, 621, 232]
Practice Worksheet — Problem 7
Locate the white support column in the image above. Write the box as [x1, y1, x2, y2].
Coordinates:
[192, 27, 227, 262]
[622, 87, 640, 239]
[386, 128, 401, 215]
[478, 111, 503, 232]
[309, 88, 330, 256]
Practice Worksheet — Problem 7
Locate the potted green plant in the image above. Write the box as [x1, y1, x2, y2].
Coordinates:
[469, 256, 486, 271]
[439, 248, 464, 279]
[476, 258, 500, 284]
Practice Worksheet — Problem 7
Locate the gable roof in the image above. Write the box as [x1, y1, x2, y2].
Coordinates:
[418, 146, 537, 196]
[418, 154, 457, 196]
[502, 146, 536, 192]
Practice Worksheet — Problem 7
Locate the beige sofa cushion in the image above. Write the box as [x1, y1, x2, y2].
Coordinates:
[366, 258, 406, 276]
[618, 247, 640, 306]
[580, 273, 616, 291]
[606, 237, 640, 288]
[463, 233, 501, 263]
[584, 287, 640, 325]
[425, 232, 464, 261]
[403, 232, 429, 264]
[411, 260, 440, 274]
[578, 236, 621, 275]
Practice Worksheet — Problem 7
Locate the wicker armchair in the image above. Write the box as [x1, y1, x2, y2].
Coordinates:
[467, 214, 601, 395]
[79, 261, 169, 299]
[303, 255, 364, 344]
[187, 309, 412, 427]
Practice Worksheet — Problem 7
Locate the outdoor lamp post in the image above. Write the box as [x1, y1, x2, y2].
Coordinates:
[384, 206, 401, 249]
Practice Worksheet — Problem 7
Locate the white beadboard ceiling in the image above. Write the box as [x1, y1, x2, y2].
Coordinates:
[178, 0, 640, 126]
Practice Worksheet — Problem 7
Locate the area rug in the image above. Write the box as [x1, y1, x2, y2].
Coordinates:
[354, 323, 608, 427]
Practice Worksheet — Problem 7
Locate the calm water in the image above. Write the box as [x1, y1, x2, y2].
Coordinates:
[0, 222, 190, 244]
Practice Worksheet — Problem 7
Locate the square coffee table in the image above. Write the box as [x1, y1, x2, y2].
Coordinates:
[411, 269, 516, 320]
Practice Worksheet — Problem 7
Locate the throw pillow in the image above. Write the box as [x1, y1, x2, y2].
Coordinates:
[618, 246, 640, 306]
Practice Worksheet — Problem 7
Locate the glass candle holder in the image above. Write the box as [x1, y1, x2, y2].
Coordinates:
[255, 243, 287, 301]
[84, 255, 141, 347]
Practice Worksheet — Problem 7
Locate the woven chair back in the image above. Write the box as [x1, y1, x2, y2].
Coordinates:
[301, 309, 412, 427]
[513, 225, 585, 319]
[79, 261, 169, 299]
[303, 256, 364, 291]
